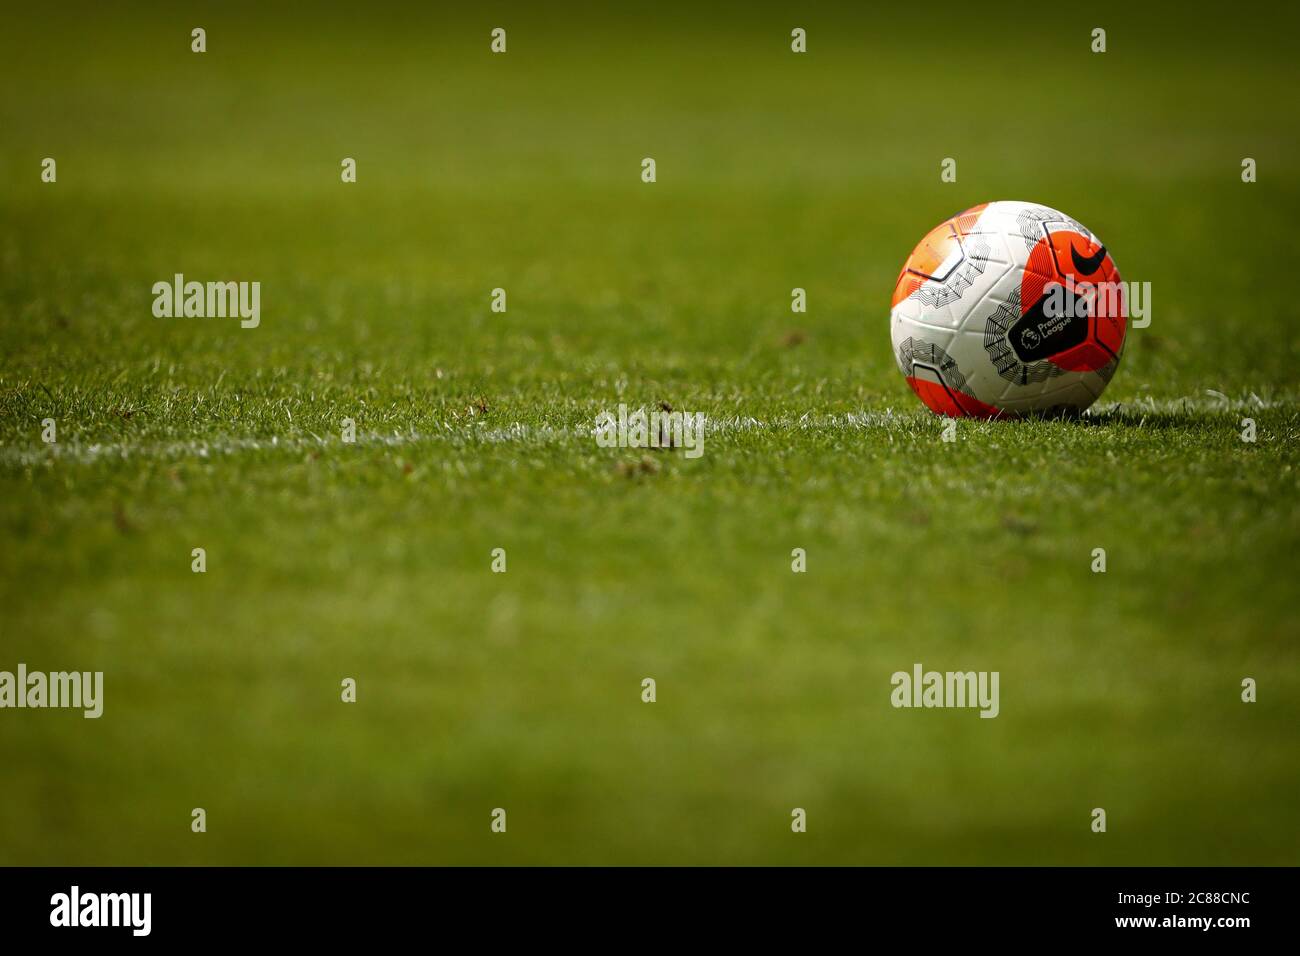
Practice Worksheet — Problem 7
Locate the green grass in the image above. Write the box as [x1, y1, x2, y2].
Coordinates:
[1, 1, 1298, 865]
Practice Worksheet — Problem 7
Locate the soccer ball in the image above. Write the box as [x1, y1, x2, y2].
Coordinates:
[890, 200, 1127, 418]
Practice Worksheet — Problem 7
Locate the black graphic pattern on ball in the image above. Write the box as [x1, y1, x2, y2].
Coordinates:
[907, 234, 993, 309]
[1014, 205, 1091, 252]
[982, 284, 1068, 386]
[896, 337, 976, 399]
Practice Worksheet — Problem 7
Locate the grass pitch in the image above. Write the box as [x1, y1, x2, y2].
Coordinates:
[1, 3, 1298, 865]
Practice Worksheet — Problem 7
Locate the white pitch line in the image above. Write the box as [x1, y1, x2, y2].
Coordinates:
[0, 397, 1283, 468]
[0, 414, 892, 467]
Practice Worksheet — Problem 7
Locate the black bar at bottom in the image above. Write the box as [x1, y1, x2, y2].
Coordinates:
[0, 866, 1291, 942]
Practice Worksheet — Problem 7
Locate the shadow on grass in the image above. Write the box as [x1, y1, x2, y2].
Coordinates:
[1076, 401, 1273, 432]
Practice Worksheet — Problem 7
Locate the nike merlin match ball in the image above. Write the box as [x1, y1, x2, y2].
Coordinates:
[890, 200, 1127, 417]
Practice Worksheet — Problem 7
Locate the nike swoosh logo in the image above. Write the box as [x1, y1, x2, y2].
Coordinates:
[1071, 242, 1107, 275]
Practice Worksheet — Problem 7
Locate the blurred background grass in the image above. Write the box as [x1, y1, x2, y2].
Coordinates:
[1, 1, 1298, 864]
